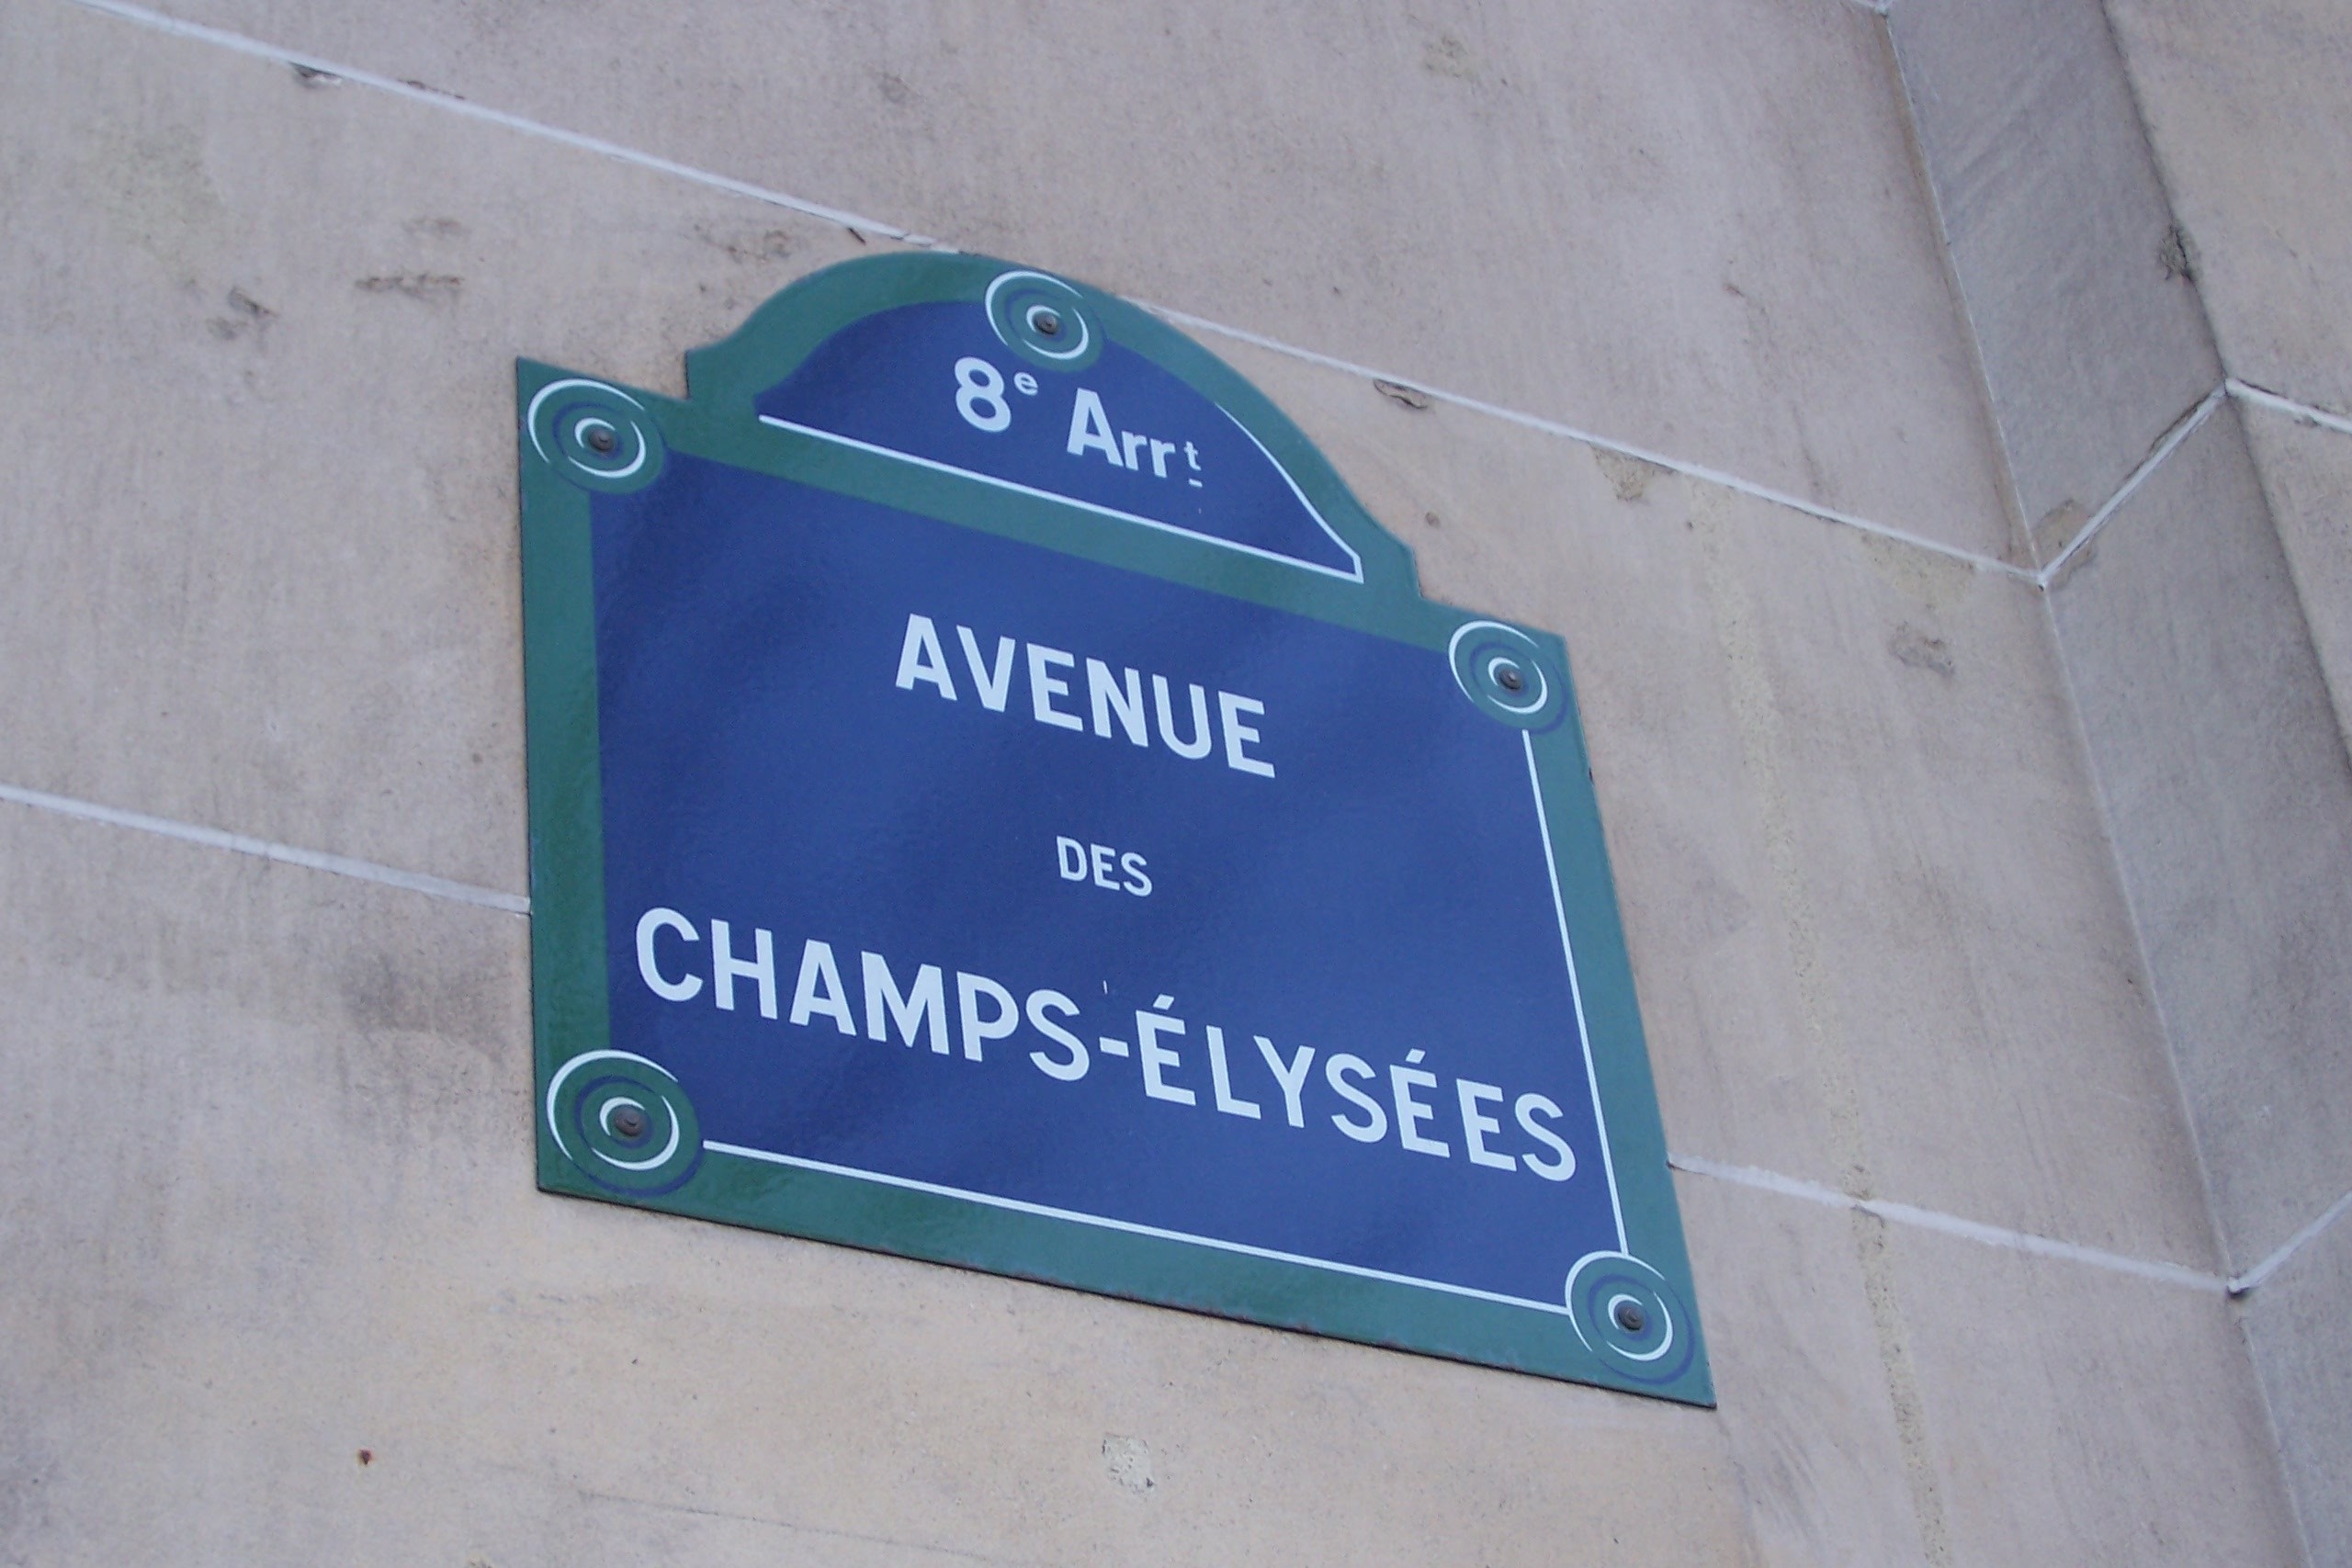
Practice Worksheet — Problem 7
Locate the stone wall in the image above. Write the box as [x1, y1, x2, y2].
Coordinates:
[5, 0, 2342, 1562]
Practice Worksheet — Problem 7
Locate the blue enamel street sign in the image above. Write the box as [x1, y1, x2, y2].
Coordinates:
[519, 255, 1709, 1402]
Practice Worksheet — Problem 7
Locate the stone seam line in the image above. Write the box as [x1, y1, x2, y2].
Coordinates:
[2034, 385, 2226, 586]
[53, 0, 2038, 585]
[12, 773, 2348, 1297]
[2228, 378, 2352, 439]
[42, 0, 2351, 1286]
[0, 781, 528, 913]
[61, 0, 2307, 588]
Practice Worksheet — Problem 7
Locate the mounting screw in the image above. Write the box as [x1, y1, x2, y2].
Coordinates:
[1496, 667, 1524, 694]
[585, 426, 617, 455]
[1033, 309, 1062, 337]
[1612, 1300, 1647, 1336]
[610, 1105, 648, 1139]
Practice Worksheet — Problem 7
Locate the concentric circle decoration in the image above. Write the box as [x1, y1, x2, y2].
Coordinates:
[1447, 619, 1566, 730]
[525, 378, 666, 493]
[1565, 1251, 1696, 1386]
[545, 1050, 703, 1195]
[983, 269, 1102, 373]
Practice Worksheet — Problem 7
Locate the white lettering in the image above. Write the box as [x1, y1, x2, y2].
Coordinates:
[1326, 1053, 1387, 1143]
[956, 971, 1020, 1063]
[1516, 1092, 1577, 1182]
[1025, 988, 1089, 1080]
[1066, 388, 1122, 465]
[863, 952, 949, 1054]
[787, 939, 855, 1033]
[1457, 1079, 1517, 1170]
[896, 615, 1270, 775]
[1152, 675, 1214, 760]
[1057, 837, 1088, 880]
[956, 625, 1015, 711]
[1205, 1026, 1261, 1119]
[894, 613, 956, 700]
[635, 908, 702, 1001]
[1087, 659, 1148, 745]
[1256, 1036, 1315, 1127]
[1027, 644, 1083, 730]
[1136, 998, 1195, 1105]
[621, 913, 1585, 1187]
[1389, 1054, 1450, 1156]
[1218, 692, 1274, 777]
[709, 919, 777, 1020]
[954, 356, 1011, 432]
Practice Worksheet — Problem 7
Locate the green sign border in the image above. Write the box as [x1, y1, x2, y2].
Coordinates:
[519, 253, 1711, 1404]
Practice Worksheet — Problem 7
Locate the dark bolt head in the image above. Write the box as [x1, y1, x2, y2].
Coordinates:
[585, 425, 618, 455]
[1496, 666, 1525, 694]
[1033, 309, 1062, 337]
[610, 1104, 649, 1140]
[1612, 1300, 1647, 1336]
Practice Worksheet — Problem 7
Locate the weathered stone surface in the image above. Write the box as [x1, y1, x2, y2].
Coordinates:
[2242, 403, 2352, 760]
[1672, 1171, 1932, 1565]
[124, 0, 2018, 556]
[2242, 1199, 2352, 1568]
[1889, 0, 2221, 562]
[2048, 408, 2352, 1269]
[2109, 0, 2352, 420]
[1887, 1220, 2301, 1566]
[0, 0, 873, 893]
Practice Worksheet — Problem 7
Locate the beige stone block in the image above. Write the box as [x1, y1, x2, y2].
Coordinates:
[2242, 1201, 2352, 1568]
[1888, 0, 2221, 560]
[2243, 403, 2352, 758]
[0, 803, 534, 1564]
[1672, 1171, 1932, 1565]
[126, 0, 2017, 555]
[1221, 338, 2216, 1271]
[0, 0, 877, 894]
[2048, 409, 2352, 1269]
[1886, 1221, 2301, 1565]
[2109, 0, 2352, 419]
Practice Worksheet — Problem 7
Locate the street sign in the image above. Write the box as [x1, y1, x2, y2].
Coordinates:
[519, 254, 1709, 1403]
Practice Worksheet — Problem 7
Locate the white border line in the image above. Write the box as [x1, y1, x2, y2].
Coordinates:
[1220, 411, 1365, 579]
[0, 780, 529, 913]
[705, 1140, 1577, 1317]
[760, 416, 1364, 582]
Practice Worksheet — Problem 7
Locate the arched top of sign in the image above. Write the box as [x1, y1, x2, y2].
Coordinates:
[684, 253, 1418, 596]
